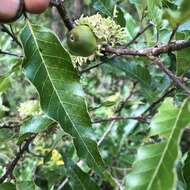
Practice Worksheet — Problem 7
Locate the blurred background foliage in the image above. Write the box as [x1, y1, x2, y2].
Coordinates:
[1, 0, 190, 189]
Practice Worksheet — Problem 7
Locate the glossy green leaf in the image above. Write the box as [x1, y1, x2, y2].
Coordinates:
[147, 0, 162, 26]
[129, 0, 147, 21]
[18, 115, 54, 144]
[125, 13, 138, 41]
[65, 160, 100, 190]
[19, 21, 117, 188]
[126, 98, 190, 190]
[19, 115, 54, 136]
[114, 7, 126, 27]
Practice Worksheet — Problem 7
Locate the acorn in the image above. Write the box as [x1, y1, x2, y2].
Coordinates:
[67, 25, 97, 57]
[24, 0, 50, 14]
[0, 0, 24, 23]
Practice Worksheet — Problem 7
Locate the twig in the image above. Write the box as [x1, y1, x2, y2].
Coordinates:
[96, 83, 138, 146]
[168, 25, 179, 43]
[80, 61, 105, 74]
[57, 178, 69, 190]
[0, 50, 23, 58]
[143, 86, 175, 116]
[0, 24, 22, 47]
[115, 82, 137, 113]
[149, 56, 190, 96]
[82, 41, 190, 73]
[93, 115, 146, 124]
[125, 22, 154, 47]
[104, 40, 190, 56]
[124, 86, 175, 135]
[0, 121, 20, 130]
[53, 0, 75, 30]
[0, 136, 35, 183]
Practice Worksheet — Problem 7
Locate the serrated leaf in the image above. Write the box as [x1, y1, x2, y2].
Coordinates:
[126, 98, 190, 190]
[19, 21, 117, 188]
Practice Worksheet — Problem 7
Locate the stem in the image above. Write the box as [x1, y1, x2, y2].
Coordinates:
[125, 22, 154, 47]
[105, 40, 190, 56]
[93, 116, 146, 124]
[149, 56, 190, 96]
[0, 136, 35, 183]
[53, 0, 75, 30]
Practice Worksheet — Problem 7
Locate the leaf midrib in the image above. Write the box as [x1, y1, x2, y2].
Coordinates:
[146, 99, 188, 190]
[27, 22, 100, 171]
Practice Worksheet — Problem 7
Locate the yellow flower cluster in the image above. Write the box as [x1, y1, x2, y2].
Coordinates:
[50, 149, 64, 166]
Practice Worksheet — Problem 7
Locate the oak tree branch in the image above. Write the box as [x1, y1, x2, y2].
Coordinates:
[104, 40, 190, 56]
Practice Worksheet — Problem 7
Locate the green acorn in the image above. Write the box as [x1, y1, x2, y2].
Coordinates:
[67, 25, 97, 57]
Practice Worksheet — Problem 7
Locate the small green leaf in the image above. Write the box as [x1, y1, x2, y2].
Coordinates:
[114, 7, 126, 27]
[19, 115, 54, 136]
[93, 0, 114, 17]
